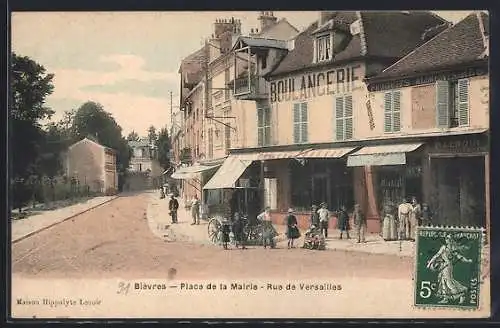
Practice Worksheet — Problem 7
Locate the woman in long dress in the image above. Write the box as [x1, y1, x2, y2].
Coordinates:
[286, 208, 301, 249]
[426, 234, 473, 304]
[382, 204, 398, 241]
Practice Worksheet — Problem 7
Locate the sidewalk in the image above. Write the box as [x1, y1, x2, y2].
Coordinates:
[11, 195, 118, 243]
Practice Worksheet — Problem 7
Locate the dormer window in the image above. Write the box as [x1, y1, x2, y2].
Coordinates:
[316, 34, 332, 62]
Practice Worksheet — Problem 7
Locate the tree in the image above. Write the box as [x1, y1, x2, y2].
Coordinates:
[127, 130, 140, 141]
[71, 101, 132, 191]
[156, 127, 172, 170]
[10, 53, 55, 210]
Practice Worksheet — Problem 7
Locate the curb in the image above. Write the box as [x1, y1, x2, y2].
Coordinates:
[12, 196, 119, 244]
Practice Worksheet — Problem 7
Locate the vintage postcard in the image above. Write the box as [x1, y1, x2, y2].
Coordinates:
[10, 10, 490, 319]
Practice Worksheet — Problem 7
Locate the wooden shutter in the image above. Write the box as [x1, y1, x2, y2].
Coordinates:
[384, 92, 392, 132]
[335, 96, 344, 140]
[258, 128, 264, 146]
[344, 95, 353, 139]
[458, 79, 470, 126]
[293, 103, 301, 143]
[300, 102, 308, 143]
[392, 91, 401, 132]
[436, 80, 450, 128]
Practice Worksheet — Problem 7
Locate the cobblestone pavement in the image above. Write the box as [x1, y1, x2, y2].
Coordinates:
[12, 191, 420, 281]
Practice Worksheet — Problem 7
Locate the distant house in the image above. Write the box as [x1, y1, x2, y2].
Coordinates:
[127, 138, 163, 190]
[65, 137, 118, 194]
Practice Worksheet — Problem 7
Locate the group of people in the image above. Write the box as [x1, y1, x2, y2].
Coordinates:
[381, 196, 433, 241]
[164, 192, 201, 225]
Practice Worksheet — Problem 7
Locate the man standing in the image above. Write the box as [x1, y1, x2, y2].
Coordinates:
[410, 196, 422, 240]
[169, 194, 179, 224]
[317, 203, 330, 238]
[191, 194, 200, 225]
[352, 204, 366, 243]
[398, 197, 413, 240]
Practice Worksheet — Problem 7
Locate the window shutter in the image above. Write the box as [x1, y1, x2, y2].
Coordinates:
[335, 97, 344, 140]
[344, 95, 353, 117]
[392, 91, 401, 132]
[436, 80, 450, 128]
[264, 126, 271, 145]
[257, 108, 263, 128]
[458, 79, 469, 126]
[300, 102, 308, 122]
[293, 103, 300, 143]
[265, 106, 271, 126]
[345, 117, 353, 140]
[384, 92, 392, 132]
[301, 122, 308, 143]
[258, 128, 263, 146]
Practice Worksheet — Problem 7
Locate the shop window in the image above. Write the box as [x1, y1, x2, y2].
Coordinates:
[384, 90, 401, 133]
[315, 34, 332, 63]
[436, 79, 469, 128]
[335, 95, 353, 141]
[293, 102, 308, 144]
[257, 103, 271, 146]
[290, 160, 312, 210]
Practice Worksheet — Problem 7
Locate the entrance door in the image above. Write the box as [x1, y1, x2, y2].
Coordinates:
[312, 175, 329, 207]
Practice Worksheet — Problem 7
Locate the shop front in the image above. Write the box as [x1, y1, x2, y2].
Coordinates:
[347, 142, 426, 233]
[426, 133, 489, 237]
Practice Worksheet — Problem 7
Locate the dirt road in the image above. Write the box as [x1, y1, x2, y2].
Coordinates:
[12, 192, 413, 280]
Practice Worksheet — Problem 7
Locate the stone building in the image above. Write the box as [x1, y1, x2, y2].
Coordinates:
[65, 137, 118, 194]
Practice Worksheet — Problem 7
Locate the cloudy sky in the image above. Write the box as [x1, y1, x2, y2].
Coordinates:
[12, 11, 472, 136]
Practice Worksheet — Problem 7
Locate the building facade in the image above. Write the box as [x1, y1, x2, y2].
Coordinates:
[65, 137, 118, 194]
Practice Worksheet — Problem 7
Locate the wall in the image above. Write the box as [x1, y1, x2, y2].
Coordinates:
[184, 84, 205, 162]
[67, 139, 104, 193]
[368, 74, 489, 138]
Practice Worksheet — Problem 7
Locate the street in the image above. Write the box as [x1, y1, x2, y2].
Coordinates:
[12, 191, 414, 280]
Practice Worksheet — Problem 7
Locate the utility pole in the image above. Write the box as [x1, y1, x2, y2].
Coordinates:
[170, 91, 173, 132]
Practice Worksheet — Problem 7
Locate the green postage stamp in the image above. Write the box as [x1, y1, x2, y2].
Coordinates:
[414, 226, 484, 310]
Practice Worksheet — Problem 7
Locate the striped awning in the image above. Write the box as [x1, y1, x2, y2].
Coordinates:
[171, 164, 221, 180]
[258, 150, 306, 160]
[296, 147, 356, 159]
[347, 143, 424, 167]
[203, 153, 259, 189]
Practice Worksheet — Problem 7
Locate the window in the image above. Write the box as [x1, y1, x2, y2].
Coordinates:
[293, 102, 308, 143]
[384, 90, 401, 133]
[257, 104, 271, 146]
[436, 79, 469, 128]
[316, 35, 332, 62]
[335, 95, 353, 141]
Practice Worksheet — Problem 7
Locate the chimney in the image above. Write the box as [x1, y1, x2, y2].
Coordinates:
[318, 11, 336, 26]
[258, 11, 278, 31]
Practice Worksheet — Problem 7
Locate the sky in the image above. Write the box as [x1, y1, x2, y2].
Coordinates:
[12, 11, 473, 136]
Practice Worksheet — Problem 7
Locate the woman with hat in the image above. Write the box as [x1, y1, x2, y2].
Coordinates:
[285, 208, 301, 249]
[310, 204, 320, 228]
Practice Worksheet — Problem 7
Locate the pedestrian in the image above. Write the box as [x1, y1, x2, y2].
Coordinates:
[257, 206, 277, 248]
[160, 187, 165, 199]
[317, 202, 330, 238]
[168, 194, 179, 224]
[232, 211, 247, 249]
[190, 194, 200, 225]
[352, 204, 366, 243]
[410, 196, 422, 238]
[310, 204, 320, 228]
[221, 218, 231, 250]
[285, 208, 301, 249]
[382, 203, 397, 241]
[337, 205, 350, 240]
[398, 197, 412, 240]
[421, 203, 433, 226]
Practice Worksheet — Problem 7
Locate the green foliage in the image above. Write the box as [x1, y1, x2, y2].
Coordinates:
[156, 127, 172, 170]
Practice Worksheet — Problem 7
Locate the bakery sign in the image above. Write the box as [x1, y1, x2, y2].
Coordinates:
[431, 136, 489, 154]
[270, 64, 361, 103]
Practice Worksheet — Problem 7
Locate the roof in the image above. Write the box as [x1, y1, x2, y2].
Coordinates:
[268, 11, 447, 77]
[69, 137, 116, 153]
[371, 12, 489, 80]
[231, 36, 289, 52]
[128, 138, 149, 148]
[178, 46, 206, 85]
[257, 18, 299, 39]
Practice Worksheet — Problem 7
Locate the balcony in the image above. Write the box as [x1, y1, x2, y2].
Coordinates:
[231, 75, 268, 100]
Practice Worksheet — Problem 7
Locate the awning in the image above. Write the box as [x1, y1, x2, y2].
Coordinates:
[171, 164, 221, 180]
[296, 147, 356, 159]
[347, 143, 424, 167]
[258, 150, 304, 161]
[203, 154, 259, 189]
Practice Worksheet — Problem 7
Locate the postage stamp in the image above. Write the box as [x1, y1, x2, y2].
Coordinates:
[414, 226, 484, 310]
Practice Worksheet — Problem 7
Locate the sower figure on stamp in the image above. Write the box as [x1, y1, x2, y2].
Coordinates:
[426, 234, 473, 304]
[398, 197, 412, 240]
[168, 194, 179, 224]
[337, 205, 350, 240]
[190, 194, 200, 225]
[317, 203, 330, 238]
[352, 204, 366, 243]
